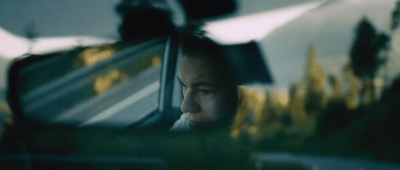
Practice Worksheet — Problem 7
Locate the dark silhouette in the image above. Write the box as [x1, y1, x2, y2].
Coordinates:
[23, 22, 38, 53]
[115, 0, 174, 42]
[349, 18, 390, 103]
[392, 0, 400, 30]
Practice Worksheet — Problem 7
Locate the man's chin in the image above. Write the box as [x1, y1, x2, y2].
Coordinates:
[188, 119, 203, 127]
[188, 119, 213, 128]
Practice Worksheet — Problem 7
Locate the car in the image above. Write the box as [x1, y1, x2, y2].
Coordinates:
[1, 0, 400, 169]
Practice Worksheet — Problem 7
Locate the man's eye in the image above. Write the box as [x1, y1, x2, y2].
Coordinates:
[182, 86, 188, 92]
[198, 89, 211, 95]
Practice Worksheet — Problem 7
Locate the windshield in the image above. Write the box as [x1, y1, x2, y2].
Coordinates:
[1, 0, 400, 169]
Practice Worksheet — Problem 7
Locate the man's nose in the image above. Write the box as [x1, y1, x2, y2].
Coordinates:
[181, 89, 200, 113]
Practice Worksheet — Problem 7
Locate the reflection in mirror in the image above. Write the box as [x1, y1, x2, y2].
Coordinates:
[12, 38, 165, 127]
[78, 45, 116, 67]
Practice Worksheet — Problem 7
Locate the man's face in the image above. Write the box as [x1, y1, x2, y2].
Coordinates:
[178, 56, 231, 128]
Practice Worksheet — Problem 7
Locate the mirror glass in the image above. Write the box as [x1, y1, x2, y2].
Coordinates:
[12, 38, 165, 127]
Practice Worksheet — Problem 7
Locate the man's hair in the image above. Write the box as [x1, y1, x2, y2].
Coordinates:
[179, 35, 239, 119]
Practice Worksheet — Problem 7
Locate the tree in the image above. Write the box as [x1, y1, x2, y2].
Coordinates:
[115, 0, 174, 42]
[391, 0, 400, 31]
[305, 44, 326, 116]
[349, 18, 390, 104]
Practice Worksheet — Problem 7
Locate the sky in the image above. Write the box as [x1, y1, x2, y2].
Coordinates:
[0, 0, 317, 38]
[0, 0, 120, 38]
[0, 0, 323, 90]
[261, 0, 398, 88]
[0, 0, 398, 90]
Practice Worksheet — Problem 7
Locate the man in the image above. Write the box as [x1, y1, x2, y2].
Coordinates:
[170, 35, 239, 131]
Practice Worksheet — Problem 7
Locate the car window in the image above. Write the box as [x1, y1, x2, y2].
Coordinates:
[15, 38, 165, 127]
[169, 1, 400, 165]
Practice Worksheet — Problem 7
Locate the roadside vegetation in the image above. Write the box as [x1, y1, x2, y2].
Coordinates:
[232, 8, 400, 163]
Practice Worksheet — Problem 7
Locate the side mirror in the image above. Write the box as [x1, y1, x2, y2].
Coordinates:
[7, 39, 166, 127]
